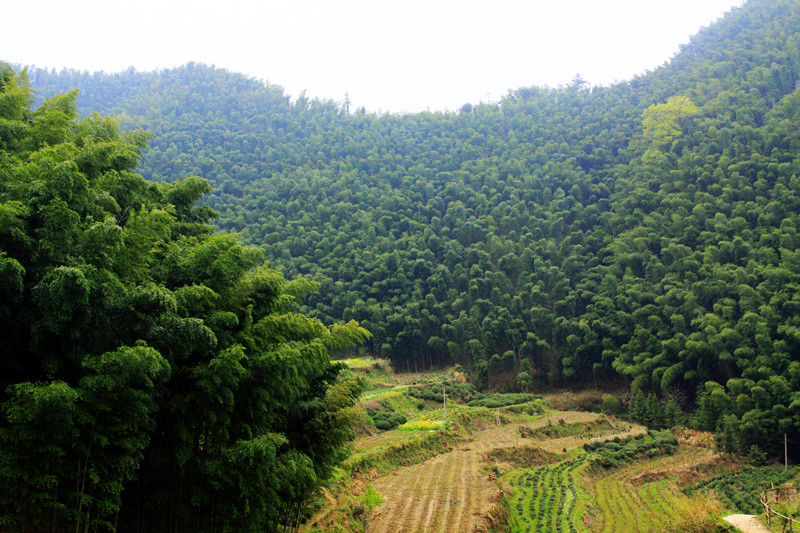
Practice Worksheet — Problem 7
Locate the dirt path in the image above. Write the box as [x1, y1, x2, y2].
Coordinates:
[723, 514, 772, 533]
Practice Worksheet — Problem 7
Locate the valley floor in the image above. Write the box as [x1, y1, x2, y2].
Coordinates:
[303, 366, 788, 533]
[366, 412, 612, 533]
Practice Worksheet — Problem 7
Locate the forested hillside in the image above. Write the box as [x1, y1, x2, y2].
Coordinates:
[0, 64, 369, 531]
[21, 0, 800, 458]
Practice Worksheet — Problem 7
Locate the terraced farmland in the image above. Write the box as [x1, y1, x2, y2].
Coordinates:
[301, 367, 751, 533]
[592, 446, 719, 532]
[507, 458, 587, 533]
[367, 445, 493, 533]
[363, 411, 616, 533]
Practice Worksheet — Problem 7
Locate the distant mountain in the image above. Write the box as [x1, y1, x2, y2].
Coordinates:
[20, 0, 800, 458]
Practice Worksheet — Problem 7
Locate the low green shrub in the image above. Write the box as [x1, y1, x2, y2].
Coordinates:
[468, 393, 541, 408]
[584, 430, 678, 469]
[521, 417, 614, 440]
[372, 410, 407, 431]
[408, 380, 477, 403]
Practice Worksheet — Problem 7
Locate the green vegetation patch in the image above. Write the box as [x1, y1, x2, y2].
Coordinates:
[408, 379, 478, 403]
[506, 458, 588, 533]
[585, 431, 678, 469]
[501, 400, 546, 417]
[362, 385, 409, 401]
[345, 427, 463, 476]
[363, 393, 419, 431]
[520, 417, 615, 440]
[686, 466, 798, 514]
[468, 393, 542, 408]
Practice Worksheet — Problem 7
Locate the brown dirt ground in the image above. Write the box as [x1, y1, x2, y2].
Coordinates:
[723, 514, 773, 533]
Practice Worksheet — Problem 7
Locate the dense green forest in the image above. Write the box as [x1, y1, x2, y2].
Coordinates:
[10, 0, 800, 496]
[0, 63, 370, 531]
[22, 0, 800, 461]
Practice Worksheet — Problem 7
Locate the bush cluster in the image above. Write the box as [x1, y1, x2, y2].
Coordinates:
[408, 380, 477, 403]
[585, 431, 678, 469]
[627, 391, 684, 429]
[468, 393, 541, 408]
[365, 404, 407, 431]
[521, 418, 614, 440]
[685, 466, 798, 514]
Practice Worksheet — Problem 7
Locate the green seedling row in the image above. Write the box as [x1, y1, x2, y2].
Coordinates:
[508, 458, 586, 533]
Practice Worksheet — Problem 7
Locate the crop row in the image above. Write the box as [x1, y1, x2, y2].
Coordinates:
[508, 458, 585, 533]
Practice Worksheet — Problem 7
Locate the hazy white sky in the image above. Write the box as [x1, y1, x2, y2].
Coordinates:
[4, 0, 742, 113]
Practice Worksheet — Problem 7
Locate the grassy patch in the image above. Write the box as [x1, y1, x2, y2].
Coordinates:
[345, 427, 464, 476]
[468, 393, 542, 408]
[483, 445, 560, 469]
[585, 444, 746, 533]
[408, 378, 478, 403]
[361, 385, 409, 400]
[662, 495, 730, 533]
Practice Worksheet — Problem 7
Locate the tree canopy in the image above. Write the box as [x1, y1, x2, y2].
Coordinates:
[20, 0, 800, 461]
[0, 62, 369, 532]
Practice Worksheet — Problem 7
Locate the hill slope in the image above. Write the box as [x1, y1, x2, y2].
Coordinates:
[19, 0, 800, 458]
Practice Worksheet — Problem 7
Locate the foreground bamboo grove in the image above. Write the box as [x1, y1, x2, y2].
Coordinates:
[0, 64, 370, 531]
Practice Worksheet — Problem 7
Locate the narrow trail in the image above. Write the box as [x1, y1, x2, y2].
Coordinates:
[723, 514, 772, 533]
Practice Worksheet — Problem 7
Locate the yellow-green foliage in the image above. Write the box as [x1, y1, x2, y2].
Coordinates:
[341, 358, 390, 371]
[358, 485, 383, 511]
[664, 496, 724, 533]
[341, 358, 373, 368]
[398, 417, 445, 431]
[362, 386, 409, 401]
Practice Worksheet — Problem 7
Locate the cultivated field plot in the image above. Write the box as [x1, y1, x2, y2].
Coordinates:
[592, 445, 718, 533]
[365, 411, 600, 533]
[355, 430, 415, 452]
[503, 440, 722, 533]
[305, 374, 740, 533]
[502, 418, 643, 533]
[367, 445, 494, 533]
[507, 458, 587, 533]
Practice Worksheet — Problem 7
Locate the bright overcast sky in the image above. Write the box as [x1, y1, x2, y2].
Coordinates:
[4, 0, 743, 113]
